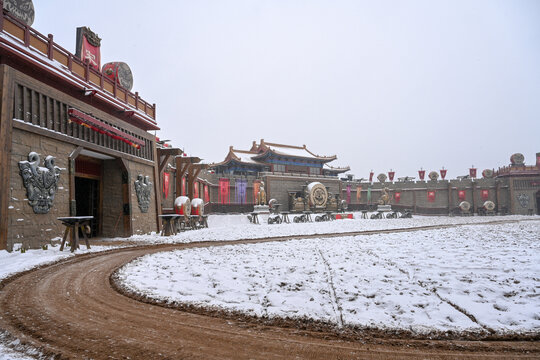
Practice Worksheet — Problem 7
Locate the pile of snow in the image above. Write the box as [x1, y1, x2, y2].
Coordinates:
[117, 220, 540, 335]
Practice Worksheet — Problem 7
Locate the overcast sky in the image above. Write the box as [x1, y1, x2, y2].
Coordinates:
[33, 1, 539, 179]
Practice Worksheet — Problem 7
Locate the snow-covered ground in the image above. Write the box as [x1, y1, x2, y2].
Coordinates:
[117, 217, 540, 336]
[126, 213, 535, 244]
[0, 215, 537, 357]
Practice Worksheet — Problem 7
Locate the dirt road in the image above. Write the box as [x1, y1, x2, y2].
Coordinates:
[0, 224, 538, 359]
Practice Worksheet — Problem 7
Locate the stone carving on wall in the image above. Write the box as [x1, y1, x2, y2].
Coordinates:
[18, 152, 61, 214]
[516, 193, 530, 209]
[134, 174, 152, 213]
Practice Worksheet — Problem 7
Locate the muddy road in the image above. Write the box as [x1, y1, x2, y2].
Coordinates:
[0, 223, 538, 359]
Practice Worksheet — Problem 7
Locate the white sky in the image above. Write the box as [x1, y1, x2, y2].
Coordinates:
[32, 1, 539, 179]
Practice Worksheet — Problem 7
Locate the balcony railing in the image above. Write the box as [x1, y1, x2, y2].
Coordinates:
[0, 5, 156, 124]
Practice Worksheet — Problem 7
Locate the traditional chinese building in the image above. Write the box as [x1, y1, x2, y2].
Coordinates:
[0, 4, 161, 250]
[204, 140, 350, 212]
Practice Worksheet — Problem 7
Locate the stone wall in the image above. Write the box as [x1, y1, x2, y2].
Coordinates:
[128, 161, 159, 235]
[343, 178, 510, 214]
[8, 128, 74, 250]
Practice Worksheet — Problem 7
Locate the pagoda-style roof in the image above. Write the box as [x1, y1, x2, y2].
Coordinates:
[211, 146, 264, 168]
[323, 163, 350, 174]
[252, 139, 336, 163]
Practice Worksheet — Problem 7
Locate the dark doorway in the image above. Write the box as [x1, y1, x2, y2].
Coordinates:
[536, 191, 540, 215]
[75, 177, 100, 237]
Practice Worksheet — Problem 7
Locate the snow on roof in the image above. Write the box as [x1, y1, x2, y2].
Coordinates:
[230, 149, 261, 165]
[323, 163, 350, 172]
[256, 141, 337, 161]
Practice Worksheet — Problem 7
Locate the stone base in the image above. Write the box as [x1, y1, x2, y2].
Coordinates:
[376, 205, 392, 212]
[253, 205, 270, 214]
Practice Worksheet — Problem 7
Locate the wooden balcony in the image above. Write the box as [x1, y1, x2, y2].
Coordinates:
[0, 6, 157, 130]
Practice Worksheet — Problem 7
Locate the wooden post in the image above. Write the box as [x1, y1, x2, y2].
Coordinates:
[117, 158, 132, 237]
[47, 34, 54, 60]
[152, 140, 162, 233]
[0, 65, 13, 250]
[68, 146, 83, 216]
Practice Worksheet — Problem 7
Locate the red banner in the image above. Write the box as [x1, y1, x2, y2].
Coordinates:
[394, 192, 401, 203]
[458, 190, 466, 200]
[181, 177, 186, 196]
[163, 172, 170, 199]
[253, 181, 260, 204]
[219, 178, 230, 204]
[369, 172, 374, 183]
[356, 186, 362, 202]
[193, 182, 199, 199]
[427, 190, 436, 202]
[81, 35, 100, 71]
[469, 168, 477, 178]
[418, 170, 425, 180]
[440, 169, 447, 180]
[388, 171, 395, 181]
[204, 185, 210, 202]
[481, 189, 489, 200]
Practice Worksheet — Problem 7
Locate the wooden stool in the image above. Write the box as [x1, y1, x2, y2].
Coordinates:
[57, 216, 93, 252]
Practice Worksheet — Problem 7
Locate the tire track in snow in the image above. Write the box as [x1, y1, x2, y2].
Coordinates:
[317, 248, 344, 328]
[364, 248, 496, 334]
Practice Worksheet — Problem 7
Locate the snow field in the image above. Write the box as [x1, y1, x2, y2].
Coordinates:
[117, 219, 540, 335]
[126, 213, 536, 244]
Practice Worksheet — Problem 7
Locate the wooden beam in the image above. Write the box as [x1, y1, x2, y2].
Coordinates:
[187, 164, 208, 199]
[0, 65, 13, 250]
[116, 157, 132, 237]
[68, 146, 84, 216]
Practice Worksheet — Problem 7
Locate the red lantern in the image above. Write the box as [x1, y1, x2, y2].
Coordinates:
[481, 189, 489, 200]
[388, 171, 395, 181]
[394, 192, 401, 203]
[427, 190, 436, 202]
[418, 170, 425, 180]
[458, 190, 466, 200]
[469, 167, 477, 178]
[440, 169, 447, 180]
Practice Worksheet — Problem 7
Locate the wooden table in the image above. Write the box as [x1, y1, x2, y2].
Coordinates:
[57, 216, 93, 252]
[159, 214, 180, 236]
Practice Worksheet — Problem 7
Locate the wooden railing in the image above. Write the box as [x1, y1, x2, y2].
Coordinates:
[0, 4, 156, 122]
